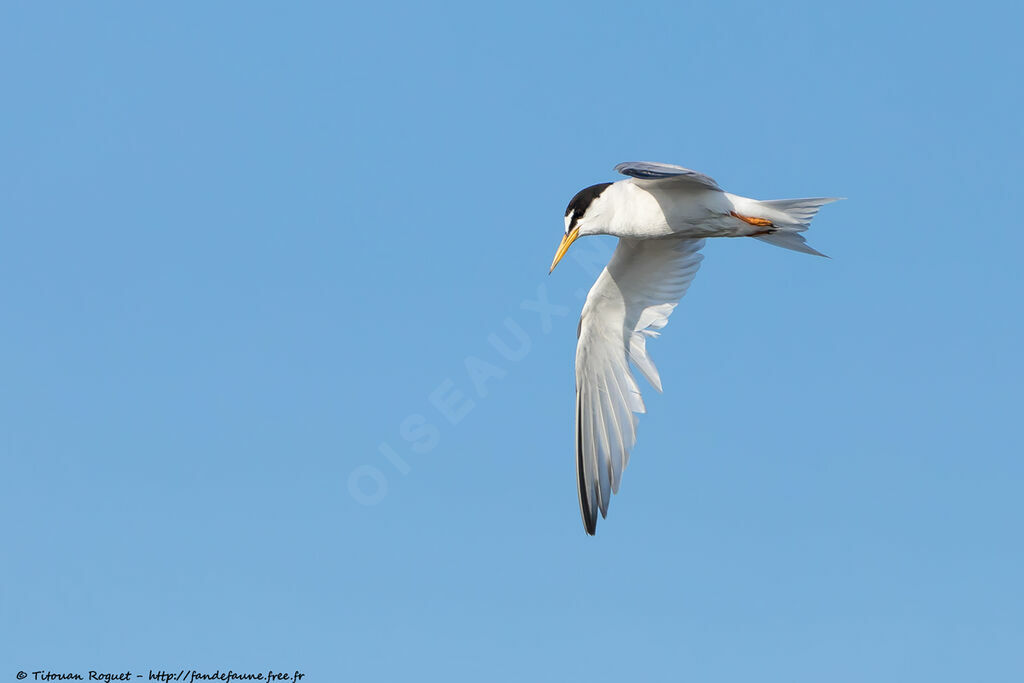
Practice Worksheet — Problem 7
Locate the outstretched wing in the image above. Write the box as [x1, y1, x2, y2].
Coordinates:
[615, 161, 721, 191]
[574, 237, 706, 534]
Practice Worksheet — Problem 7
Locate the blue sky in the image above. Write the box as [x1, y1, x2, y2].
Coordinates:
[2, 2, 1022, 681]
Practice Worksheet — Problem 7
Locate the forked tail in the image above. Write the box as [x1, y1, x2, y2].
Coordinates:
[750, 197, 842, 257]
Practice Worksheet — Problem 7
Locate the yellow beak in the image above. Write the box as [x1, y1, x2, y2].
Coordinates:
[549, 227, 580, 273]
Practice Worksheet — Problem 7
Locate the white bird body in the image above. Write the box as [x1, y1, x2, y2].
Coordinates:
[594, 181, 741, 239]
[550, 162, 841, 535]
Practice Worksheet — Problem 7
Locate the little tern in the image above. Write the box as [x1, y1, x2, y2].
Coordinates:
[550, 161, 840, 535]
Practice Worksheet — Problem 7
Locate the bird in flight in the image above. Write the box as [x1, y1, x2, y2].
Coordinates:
[549, 162, 840, 535]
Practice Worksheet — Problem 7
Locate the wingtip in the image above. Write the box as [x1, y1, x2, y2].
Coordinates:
[576, 389, 598, 536]
[582, 506, 597, 535]
[580, 492, 597, 535]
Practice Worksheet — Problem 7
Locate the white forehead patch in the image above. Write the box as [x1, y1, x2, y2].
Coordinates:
[564, 210, 574, 234]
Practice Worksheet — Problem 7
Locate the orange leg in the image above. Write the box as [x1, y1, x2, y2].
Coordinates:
[730, 211, 776, 236]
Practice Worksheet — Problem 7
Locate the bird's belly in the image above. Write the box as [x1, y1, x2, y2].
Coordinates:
[666, 213, 741, 238]
[661, 190, 738, 237]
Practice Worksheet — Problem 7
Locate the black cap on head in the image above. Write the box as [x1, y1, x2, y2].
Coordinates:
[565, 182, 612, 232]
